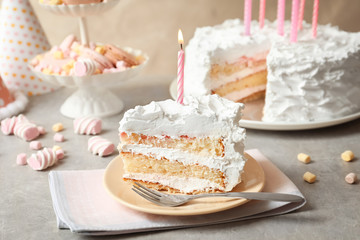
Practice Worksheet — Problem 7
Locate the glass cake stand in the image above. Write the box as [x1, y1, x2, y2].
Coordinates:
[30, 47, 148, 118]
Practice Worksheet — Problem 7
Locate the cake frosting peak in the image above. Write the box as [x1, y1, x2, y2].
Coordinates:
[119, 94, 244, 138]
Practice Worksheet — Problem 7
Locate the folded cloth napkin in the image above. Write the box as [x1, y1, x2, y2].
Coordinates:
[49, 149, 306, 235]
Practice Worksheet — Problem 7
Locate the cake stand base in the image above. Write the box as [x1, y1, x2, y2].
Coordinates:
[60, 87, 124, 119]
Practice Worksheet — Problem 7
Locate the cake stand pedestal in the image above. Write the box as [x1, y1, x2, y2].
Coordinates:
[60, 87, 123, 118]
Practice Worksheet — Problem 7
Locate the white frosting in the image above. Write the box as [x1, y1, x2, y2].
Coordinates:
[263, 24, 360, 122]
[184, 19, 360, 122]
[119, 95, 246, 192]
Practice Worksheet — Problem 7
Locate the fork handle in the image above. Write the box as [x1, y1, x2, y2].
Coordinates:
[188, 192, 304, 202]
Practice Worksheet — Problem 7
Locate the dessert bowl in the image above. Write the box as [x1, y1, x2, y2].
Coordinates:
[30, 47, 149, 118]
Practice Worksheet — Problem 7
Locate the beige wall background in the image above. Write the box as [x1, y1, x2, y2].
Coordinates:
[29, 0, 360, 76]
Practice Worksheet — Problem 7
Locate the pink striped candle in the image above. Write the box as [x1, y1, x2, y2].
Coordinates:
[259, 0, 266, 29]
[244, 0, 252, 35]
[312, 0, 319, 38]
[298, 0, 306, 30]
[177, 29, 184, 104]
[290, 0, 300, 42]
[277, 0, 285, 36]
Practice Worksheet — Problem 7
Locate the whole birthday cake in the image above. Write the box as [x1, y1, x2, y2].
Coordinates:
[118, 94, 246, 194]
[184, 19, 360, 122]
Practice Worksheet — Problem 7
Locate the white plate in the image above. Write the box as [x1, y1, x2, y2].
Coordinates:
[169, 80, 360, 131]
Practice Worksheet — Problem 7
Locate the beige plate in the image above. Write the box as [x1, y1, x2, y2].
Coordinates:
[103, 153, 265, 216]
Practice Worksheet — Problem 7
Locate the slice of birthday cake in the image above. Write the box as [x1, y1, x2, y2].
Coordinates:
[118, 94, 246, 194]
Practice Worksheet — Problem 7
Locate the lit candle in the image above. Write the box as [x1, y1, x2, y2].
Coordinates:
[259, 0, 266, 29]
[277, 0, 285, 36]
[298, 0, 306, 30]
[312, 0, 319, 38]
[290, 0, 300, 42]
[177, 29, 184, 104]
[244, 0, 252, 35]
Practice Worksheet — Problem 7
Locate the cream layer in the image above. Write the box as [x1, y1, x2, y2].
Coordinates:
[124, 173, 224, 193]
[223, 84, 266, 102]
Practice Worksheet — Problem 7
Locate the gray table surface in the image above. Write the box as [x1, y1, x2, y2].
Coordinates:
[1, 76, 359, 240]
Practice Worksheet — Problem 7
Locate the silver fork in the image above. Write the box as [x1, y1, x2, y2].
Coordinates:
[132, 182, 304, 207]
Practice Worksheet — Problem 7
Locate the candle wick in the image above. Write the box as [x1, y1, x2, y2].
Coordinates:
[180, 44, 183, 50]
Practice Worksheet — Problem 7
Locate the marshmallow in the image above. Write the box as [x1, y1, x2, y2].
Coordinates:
[52, 123, 64, 132]
[27, 148, 58, 171]
[297, 153, 311, 164]
[88, 136, 115, 157]
[52, 145, 62, 151]
[16, 153, 27, 165]
[55, 149, 65, 160]
[37, 126, 46, 135]
[341, 150, 355, 162]
[14, 121, 40, 141]
[29, 140, 42, 150]
[345, 173, 357, 184]
[303, 172, 316, 183]
[1, 114, 28, 135]
[73, 116, 102, 135]
[53, 133, 65, 142]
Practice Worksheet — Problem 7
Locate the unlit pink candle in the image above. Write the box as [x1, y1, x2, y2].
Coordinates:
[312, 0, 319, 38]
[298, 0, 306, 30]
[177, 29, 185, 104]
[290, 0, 300, 42]
[259, 0, 266, 29]
[244, 0, 252, 35]
[277, 0, 285, 36]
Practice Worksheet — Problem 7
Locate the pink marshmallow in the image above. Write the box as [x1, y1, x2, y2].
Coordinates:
[14, 122, 40, 141]
[53, 133, 65, 142]
[1, 114, 29, 135]
[27, 148, 58, 171]
[59, 34, 76, 52]
[73, 117, 102, 135]
[16, 153, 27, 165]
[56, 149, 65, 160]
[29, 140, 42, 150]
[88, 136, 114, 157]
[37, 126, 46, 135]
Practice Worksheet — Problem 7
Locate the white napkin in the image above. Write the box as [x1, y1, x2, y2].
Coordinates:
[48, 149, 306, 235]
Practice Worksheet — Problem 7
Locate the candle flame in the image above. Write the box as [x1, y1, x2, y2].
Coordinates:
[178, 29, 184, 45]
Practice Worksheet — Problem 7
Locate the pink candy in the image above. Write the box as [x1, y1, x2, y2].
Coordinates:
[37, 126, 46, 135]
[27, 148, 58, 171]
[1, 114, 28, 135]
[53, 133, 65, 142]
[88, 136, 114, 157]
[74, 58, 97, 76]
[14, 122, 40, 141]
[73, 116, 102, 135]
[29, 140, 42, 150]
[16, 153, 27, 165]
[55, 149, 65, 160]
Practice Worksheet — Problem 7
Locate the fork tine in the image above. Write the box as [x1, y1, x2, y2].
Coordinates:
[134, 182, 163, 197]
[131, 188, 168, 206]
[132, 185, 160, 200]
